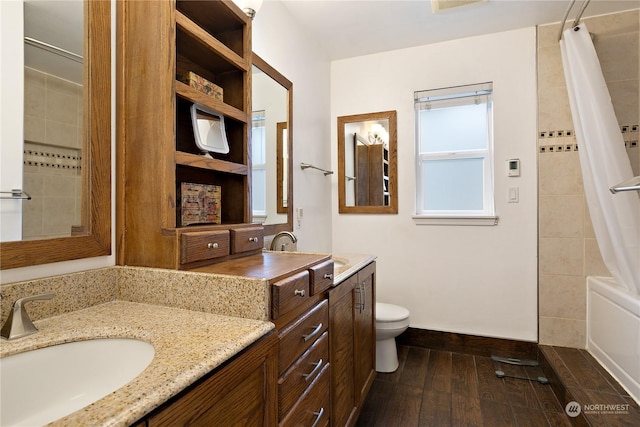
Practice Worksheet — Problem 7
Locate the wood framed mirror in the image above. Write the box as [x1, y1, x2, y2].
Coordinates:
[0, 0, 111, 269]
[251, 53, 293, 235]
[338, 110, 398, 214]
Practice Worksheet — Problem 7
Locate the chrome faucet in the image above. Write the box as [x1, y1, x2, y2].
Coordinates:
[270, 231, 298, 251]
[1, 292, 55, 340]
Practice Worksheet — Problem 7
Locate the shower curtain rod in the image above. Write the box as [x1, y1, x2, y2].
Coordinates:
[24, 37, 83, 64]
[557, 0, 592, 41]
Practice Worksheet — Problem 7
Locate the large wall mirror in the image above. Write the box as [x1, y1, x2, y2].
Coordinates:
[338, 110, 398, 214]
[0, 0, 111, 269]
[251, 53, 293, 235]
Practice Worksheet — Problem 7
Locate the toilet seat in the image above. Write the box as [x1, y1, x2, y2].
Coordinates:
[376, 302, 409, 322]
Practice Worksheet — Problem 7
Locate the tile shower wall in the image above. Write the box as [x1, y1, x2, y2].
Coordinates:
[22, 67, 83, 240]
[537, 10, 639, 348]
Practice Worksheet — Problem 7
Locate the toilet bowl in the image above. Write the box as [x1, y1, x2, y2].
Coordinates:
[375, 302, 410, 373]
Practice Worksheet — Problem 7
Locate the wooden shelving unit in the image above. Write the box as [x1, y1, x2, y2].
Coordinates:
[117, 0, 253, 269]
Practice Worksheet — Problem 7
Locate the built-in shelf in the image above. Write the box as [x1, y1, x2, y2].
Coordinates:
[119, 0, 251, 269]
[175, 151, 249, 176]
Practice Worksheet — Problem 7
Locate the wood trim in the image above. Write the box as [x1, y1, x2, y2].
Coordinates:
[276, 121, 287, 214]
[116, 0, 177, 268]
[397, 327, 538, 360]
[1, 0, 111, 270]
[243, 18, 252, 225]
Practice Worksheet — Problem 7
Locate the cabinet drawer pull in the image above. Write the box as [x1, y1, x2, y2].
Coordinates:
[362, 281, 367, 311]
[294, 289, 306, 297]
[207, 242, 219, 249]
[323, 273, 333, 280]
[248, 237, 258, 243]
[311, 407, 325, 427]
[355, 284, 364, 313]
[303, 323, 323, 342]
[302, 358, 323, 382]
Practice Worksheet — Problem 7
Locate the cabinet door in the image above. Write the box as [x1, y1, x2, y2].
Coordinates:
[329, 275, 357, 427]
[354, 262, 376, 407]
[146, 333, 278, 427]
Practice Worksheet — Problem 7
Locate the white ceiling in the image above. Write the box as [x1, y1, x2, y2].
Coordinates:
[279, 0, 640, 60]
[22, 0, 639, 82]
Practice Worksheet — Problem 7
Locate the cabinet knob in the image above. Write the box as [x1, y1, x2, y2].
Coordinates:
[324, 273, 333, 280]
[207, 242, 219, 249]
[248, 237, 258, 243]
[294, 289, 306, 297]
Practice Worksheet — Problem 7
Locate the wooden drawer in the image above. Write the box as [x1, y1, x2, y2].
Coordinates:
[272, 270, 310, 320]
[278, 300, 328, 374]
[230, 226, 264, 254]
[278, 332, 329, 418]
[280, 363, 331, 427]
[309, 260, 334, 295]
[180, 230, 230, 264]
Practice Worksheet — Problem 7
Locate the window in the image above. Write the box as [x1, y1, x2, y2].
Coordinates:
[251, 110, 266, 219]
[414, 82, 497, 225]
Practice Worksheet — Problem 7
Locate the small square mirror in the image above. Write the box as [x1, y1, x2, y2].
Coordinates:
[190, 103, 230, 156]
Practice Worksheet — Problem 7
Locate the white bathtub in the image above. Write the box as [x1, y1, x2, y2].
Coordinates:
[587, 276, 640, 403]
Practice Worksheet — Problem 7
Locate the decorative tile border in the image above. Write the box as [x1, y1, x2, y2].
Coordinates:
[23, 141, 82, 172]
[539, 129, 575, 139]
[539, 125, 639, 154]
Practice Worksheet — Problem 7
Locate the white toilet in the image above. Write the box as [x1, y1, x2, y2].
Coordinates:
[375, 302, 410, 373]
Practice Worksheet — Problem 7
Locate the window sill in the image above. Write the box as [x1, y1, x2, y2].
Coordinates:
[252, 214, 267, 224]
[412, 215, 499, 226]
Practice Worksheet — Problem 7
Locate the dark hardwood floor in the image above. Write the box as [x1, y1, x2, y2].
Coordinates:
[356, 345, 573, 427]
[539, 345, 640, 427]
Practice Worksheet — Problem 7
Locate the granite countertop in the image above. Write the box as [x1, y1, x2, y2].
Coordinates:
[0, 300, 274, 427]
[331, 253, 377, 285]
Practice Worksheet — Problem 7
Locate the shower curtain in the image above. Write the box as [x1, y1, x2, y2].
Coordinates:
[560, 23, 640, 294]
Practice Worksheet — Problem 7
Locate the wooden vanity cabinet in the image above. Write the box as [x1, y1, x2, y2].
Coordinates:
[118, 0, 258, 270]
[141, 331, 278, 427]
[328, 261, 376, 427]
[194, 252, 333, 426]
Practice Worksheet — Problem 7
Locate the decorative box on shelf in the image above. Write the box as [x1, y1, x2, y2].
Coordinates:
[179, 182, 221, 226]
[177, 71, 224, 101]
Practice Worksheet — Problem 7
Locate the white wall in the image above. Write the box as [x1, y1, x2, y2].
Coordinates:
[252, 1, 333, 252]
[0, 1, 25, 242]
[331, 28, 539, 341]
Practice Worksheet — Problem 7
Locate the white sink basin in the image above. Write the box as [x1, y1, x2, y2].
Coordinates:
[0, 338, 155, 427]
[332, 257, 348, 269]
